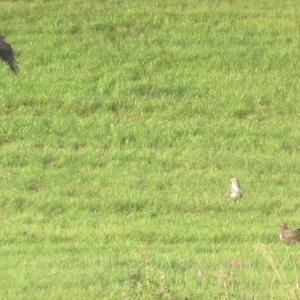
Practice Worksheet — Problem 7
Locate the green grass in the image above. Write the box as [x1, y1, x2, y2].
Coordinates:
[0, 0, 300, 298]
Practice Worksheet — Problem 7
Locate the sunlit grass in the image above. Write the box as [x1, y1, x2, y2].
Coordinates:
[0, 0, 299, 298]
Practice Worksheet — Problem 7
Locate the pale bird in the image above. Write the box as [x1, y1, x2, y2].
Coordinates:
[279, 223, 300, 245]
[227, 178, 243, 201]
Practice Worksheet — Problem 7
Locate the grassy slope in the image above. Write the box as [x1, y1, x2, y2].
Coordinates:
[0, 0, 300, 298]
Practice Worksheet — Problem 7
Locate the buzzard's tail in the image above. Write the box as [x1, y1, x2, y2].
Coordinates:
[8, 57, 19, 74]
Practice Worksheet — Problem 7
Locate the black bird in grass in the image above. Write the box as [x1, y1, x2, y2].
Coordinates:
[0, 36, 19, 74]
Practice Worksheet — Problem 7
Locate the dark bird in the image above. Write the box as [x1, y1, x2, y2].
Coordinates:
[279, 223, 300, 245]
[0, 36, 19, 74]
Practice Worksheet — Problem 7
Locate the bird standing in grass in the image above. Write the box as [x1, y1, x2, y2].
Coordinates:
[0, 36, 19, 74]
[227, 178, 243, 201]
[279, 223, 300, 245]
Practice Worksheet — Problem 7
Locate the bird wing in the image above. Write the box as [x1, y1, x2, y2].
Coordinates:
[0, 38, 12, 57]
[0, 38, 19, 74]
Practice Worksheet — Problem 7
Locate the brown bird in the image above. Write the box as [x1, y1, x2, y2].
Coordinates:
[227, 178, 243, 201]
[279, 223, 300, 245]
[0, 36, 19, 74]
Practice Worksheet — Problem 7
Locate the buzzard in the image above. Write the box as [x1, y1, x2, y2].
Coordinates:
[0, 36, 19, 74]
[279, 223, 300, 245]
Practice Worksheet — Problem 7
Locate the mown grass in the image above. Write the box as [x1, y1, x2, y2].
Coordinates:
[0, 0, 300, 299]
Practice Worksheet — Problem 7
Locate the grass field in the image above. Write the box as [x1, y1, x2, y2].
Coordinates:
[0, 0, 300, 299]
